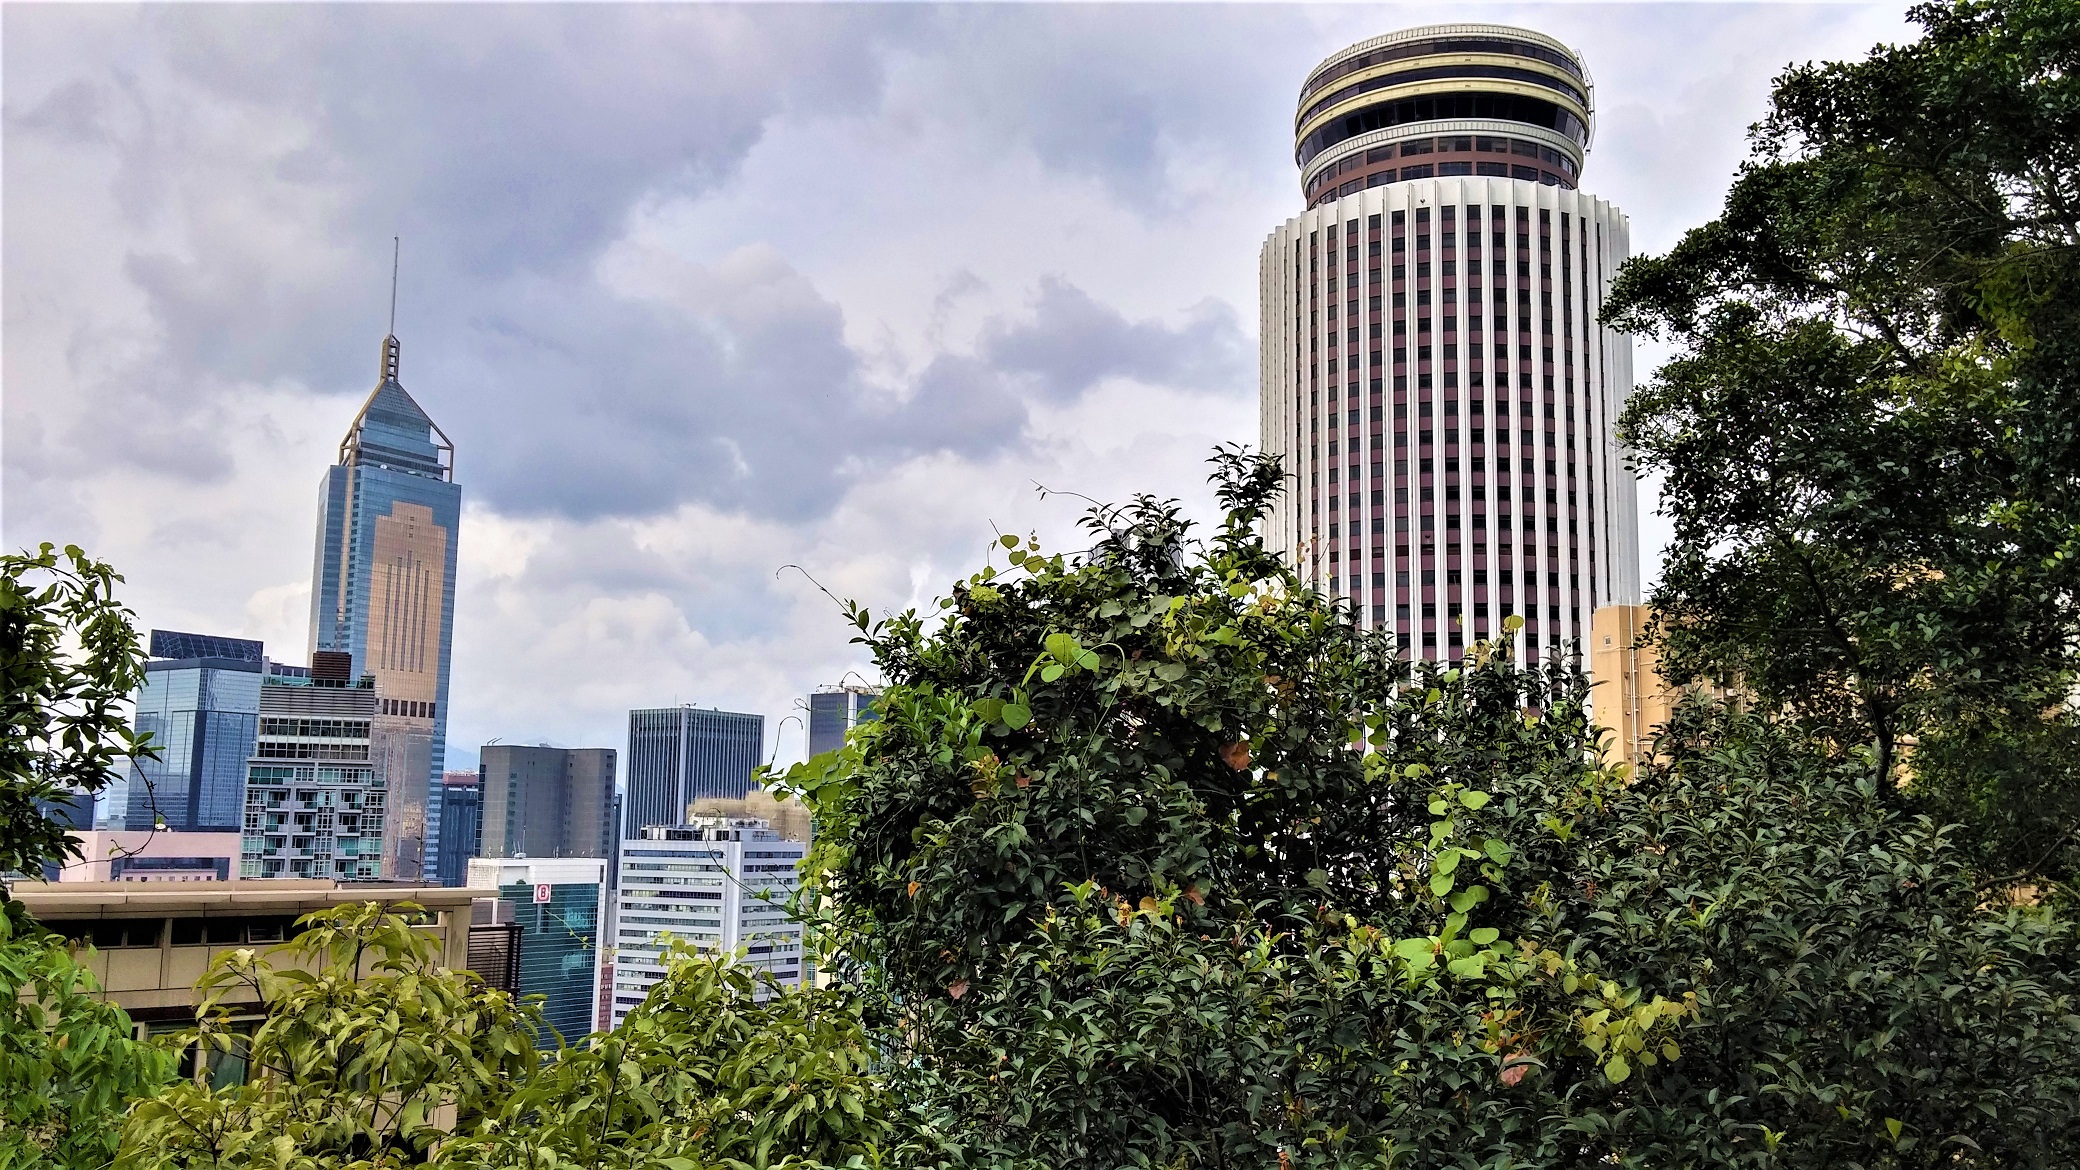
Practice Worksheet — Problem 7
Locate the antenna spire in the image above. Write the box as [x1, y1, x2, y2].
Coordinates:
[381, 237, 401, 382]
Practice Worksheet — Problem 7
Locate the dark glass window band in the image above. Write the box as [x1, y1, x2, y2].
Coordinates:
[1302, 37, 1585, 103]
[1300, 63, 1586, 128]
[1298, 92, 1586, 167]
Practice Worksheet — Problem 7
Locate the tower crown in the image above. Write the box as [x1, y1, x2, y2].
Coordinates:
[338, 332, 453, 481]
[1295, 23, 1594, 206]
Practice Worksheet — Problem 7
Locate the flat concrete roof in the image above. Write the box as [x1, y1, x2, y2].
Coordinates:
[7, 879, 479, 918]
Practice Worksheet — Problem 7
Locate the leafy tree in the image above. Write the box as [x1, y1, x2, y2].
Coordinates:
[119, 903, 542, 1169]
[1, 543, 156, 880]
[781, 450, 2080, 1168]
[439, 951, 888, 1170]
[0, 544, 173, 1166]
[1, 900, 175, 1168]
[1603, 0, 2080, 884]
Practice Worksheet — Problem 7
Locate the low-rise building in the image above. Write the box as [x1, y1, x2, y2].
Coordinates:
[6, 879, 473, 1036]
[54, 830, 243, 882]
[612, 818, 806, 1027]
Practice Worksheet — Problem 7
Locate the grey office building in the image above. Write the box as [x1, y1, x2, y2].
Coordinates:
[125, 631, 265, 832]
[807, 685, 881, 757]
[479, 745, 616, 861]
[623, 707, 762, 838]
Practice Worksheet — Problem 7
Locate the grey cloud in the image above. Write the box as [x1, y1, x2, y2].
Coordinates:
[984, 277, 1249, 402]
[5, 4, 1260, 530]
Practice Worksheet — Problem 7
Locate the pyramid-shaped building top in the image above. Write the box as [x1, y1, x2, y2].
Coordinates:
[339, 335, 453, 481]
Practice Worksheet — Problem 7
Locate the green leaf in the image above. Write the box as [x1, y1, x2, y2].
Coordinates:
[1001, 704, 1032, 729]
[1605, 1055, 1631, 1083]
[1468, 927, 1500, 945]
[1041, 664, 1064, 683]
[1430, 871, 1455, 897]
[1459, 790, 1492, 810]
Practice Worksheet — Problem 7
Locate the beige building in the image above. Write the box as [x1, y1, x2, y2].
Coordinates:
[8, 879, 473, 1034]
[1588, 603, 1679, 769]
[54, 830, 243, 882]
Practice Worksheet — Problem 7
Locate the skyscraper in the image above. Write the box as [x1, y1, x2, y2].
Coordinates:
[1261, 26, 1641, 665]
[806, 685, 880, 757]
[309, 331, 460, 880]
[435, 771, 483, 887]
[478, 745, 616, 861]
[622, 707, 762, 839]
[125, 630, 264, 833]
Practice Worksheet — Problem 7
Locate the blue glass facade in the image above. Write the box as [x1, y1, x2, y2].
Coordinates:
[436, 777, 481, 887]
[623, 707, 763, 838]
[310, 335, 460, 880]
[126, 645, 264, 833]
[807, 686, 881, 757]
[497, 878, 603, 1048]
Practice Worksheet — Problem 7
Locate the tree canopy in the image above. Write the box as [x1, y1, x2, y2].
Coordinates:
[1604, 0, 2080, 885]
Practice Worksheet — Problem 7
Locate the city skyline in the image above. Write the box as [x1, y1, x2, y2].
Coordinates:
[2, 3, 1921, 775]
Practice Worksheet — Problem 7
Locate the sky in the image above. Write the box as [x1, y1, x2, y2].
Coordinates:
[3, 1, 1918, 774]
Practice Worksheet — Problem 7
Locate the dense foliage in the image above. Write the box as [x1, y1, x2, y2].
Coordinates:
[0, 543, 156, 879]
[1603, 0, 2080, 885]
[777, 450, 2080, 1169]
[0, 901, 174, 1168]
[120, 903, 543, 1169]
[0, 543, 172, 1167]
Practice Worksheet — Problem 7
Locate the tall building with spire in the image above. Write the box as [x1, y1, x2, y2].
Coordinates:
[309, 329, 460, 880]
[1260, 25, 1641, 665]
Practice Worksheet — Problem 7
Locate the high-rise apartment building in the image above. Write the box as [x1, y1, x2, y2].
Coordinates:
[123, 631, 264, 832]
[611, 818, 806, 1026]
[309, 332, 460, 880]
[435, 771, 483, 887]
[239, 654, 387, 880]
[806, 685, 881, 757]
[1261, 25, 1641, 664]
[478, 745, 615, 861]
[622, 707, 762, 840]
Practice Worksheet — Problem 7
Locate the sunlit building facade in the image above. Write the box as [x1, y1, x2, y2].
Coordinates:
[1261, 24, 1641, 664]
[309, 332, 460, 880]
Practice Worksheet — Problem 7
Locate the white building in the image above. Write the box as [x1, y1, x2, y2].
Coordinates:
[611, 817, 807, 1026]
[1262, 24, 1642, 665]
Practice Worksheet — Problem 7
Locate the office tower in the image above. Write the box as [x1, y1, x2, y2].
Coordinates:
[123, 631, 264, 832]
[622, 707, 762, 840]
[806, 685, 881, 757]
[436, 771, 483, 887]
[478, 745, 616, 860]
[1261, 25, 1641, 666]
[239, 653, 386, 879]
[466, 857, 608, 1048]
[612, 818, 807, 1025]
[309, 330, 460, 880]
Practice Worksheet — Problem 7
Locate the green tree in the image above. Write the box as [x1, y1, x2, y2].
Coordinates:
[119, 903, 542, 1169]
[1, 543, 156, 879]
[1603, 0, 2080, 884]
[1, 544, 173, 1166]
[780, 450, 2080, 1168]
[439, 950, 888, 1170]
[1, 901, 176, 1168]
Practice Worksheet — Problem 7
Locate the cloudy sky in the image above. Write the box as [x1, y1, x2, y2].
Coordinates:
[4, 1, 1916, 772]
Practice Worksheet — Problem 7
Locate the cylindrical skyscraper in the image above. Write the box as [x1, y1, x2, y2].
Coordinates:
[1260, 24, 1640, 665]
